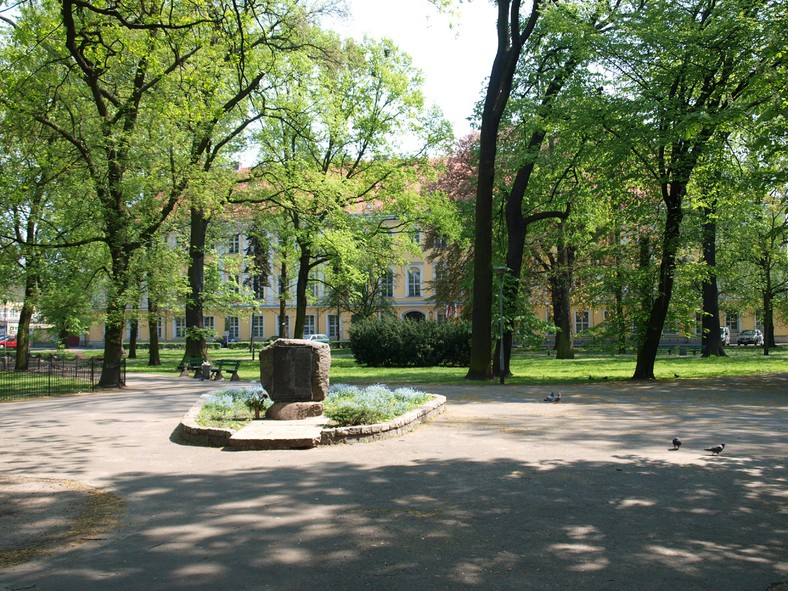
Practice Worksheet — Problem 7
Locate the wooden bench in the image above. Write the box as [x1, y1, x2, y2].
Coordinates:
[210, 359, 242, 381]
[176, 357, 206, 378]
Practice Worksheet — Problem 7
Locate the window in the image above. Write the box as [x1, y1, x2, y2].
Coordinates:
[157, 318, 164, 339]
[225, 316, 239, 340]
[411, 229, 421, 246]
[754, 311, 764, 331]
[304, 314, 316, 336]
[328, 314, 340, 340]
[225, 274, 240, 293]
[203, 316, 215, 332]
[228, 234, 240, 254]
[574, 310, 590, 334]
[380, 271, 394, 298]
[276, 315, 290, 338]
[251, 315, 265, 339]
[408, 267, 421, 297]
[251, 276, 266, 300]
[725, 312, 740, 332]
[175, 317, 186, 339]
[308, 275, 319, 299]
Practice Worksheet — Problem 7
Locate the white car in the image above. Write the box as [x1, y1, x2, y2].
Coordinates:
[306, 333, 330, 343]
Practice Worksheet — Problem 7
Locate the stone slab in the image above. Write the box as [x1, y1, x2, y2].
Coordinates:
[228, 416, 329, 450]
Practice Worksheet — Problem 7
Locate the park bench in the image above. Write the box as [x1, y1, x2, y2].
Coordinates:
[211, 359, 242, 382]
[176, 357, 205, 378]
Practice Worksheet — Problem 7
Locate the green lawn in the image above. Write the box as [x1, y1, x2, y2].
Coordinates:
[107, 345, 788, 385]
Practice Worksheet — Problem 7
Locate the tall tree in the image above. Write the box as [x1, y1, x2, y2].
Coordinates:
[468, 0, 540, 380]
[596, 0, 785, 379]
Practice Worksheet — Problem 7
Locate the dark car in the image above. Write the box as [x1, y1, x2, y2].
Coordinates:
[736, 329, 764, 346]
[0, 335, 17, 348]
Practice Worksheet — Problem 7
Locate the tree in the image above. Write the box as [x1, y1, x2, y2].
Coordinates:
[467, 0, 541, 380]
[250, 35, 450, 339]
[596, 0, 786, 379]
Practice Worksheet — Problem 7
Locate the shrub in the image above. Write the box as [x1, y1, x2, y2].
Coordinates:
[197, 386, 272, 427]
[349, 317, 470, 367]
[323, 383, 432, 426]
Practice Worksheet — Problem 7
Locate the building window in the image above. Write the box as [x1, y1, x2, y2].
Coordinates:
[408, 267, 421, 297]
[754, 311, 764, 331]
[225, 316, 239, 340]
[175, 317, 186, 339]
[411, 229, 421, 246]
[203, 316, 215, 332]
[228, 234, 240, 254]
[328, 314, 340, 340]
[380, 271, 394, 298]
[304, 315, 316, 336]
[251, 276, 266, 300]
[251, 315, 265, 339]
[574, 310, 590, 334]
[725, 312, 740, 332]
[157, 318, 164, 339]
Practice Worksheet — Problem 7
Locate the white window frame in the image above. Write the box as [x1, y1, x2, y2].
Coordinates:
[251, 315, 265, 339]
[174, 317, 187, 339]
[407, 266, 422, 297]
[225, 316, 239, 340]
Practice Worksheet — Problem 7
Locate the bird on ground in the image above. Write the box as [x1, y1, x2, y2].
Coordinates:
[672, 437, 682, 450]
[544, 392, 555, 402]
[553, 393, 561, 402]
[704, 443, 725, 455]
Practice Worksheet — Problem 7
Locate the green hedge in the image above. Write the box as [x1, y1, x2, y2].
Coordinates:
[349, 318, 471, 367]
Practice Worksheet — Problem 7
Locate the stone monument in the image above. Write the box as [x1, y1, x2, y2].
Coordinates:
[258, 338, 330, 420]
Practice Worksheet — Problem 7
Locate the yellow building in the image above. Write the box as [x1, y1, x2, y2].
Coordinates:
[85, 225, 449, 347]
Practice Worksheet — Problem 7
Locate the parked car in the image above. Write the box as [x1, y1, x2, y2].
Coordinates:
[736, 329, 764, 346]
[720, 326, 730, 346]
[306, 333, 330, 343]
[0, 335, 17, 348]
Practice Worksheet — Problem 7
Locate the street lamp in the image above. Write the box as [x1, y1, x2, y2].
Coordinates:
[494, 266, 507, 385]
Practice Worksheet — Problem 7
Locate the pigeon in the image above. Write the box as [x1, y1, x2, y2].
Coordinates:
[704, 443, 725, 455]
[672, 437, 682, 450]
[544, 392, 555, 402]
[553, 393, 561, 402]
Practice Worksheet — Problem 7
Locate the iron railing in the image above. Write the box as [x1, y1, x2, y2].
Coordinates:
[0, 355, 126, 401]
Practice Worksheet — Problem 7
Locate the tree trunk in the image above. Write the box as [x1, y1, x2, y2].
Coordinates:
[633, 196, 683, 380]
[552, 241, 575, 360]
[701, 205, 726, 357]
[467, 0, 540, 381]
[147, 300, 161, 366]
[279, 261, 288, 338]
[762, 282, 774, 355]
[128, 318, 138, 359]
[293, 244, 311, 339]
[185, 207, 209, 360]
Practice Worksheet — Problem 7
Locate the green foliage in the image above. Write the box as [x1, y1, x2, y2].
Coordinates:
[322, 384, 433, 426]
[349, 317, 470, 367]
[196, 386, 272, 428]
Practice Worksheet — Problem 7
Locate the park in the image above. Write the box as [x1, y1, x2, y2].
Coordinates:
[1, 0, 787, 588]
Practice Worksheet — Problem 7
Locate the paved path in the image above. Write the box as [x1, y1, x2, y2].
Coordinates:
[1, 373, 786, 590]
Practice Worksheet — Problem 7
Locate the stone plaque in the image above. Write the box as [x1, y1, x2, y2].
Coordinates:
[272, 346, 314, 402]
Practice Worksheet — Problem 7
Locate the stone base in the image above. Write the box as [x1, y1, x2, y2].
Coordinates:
[265, 401, 324, 421]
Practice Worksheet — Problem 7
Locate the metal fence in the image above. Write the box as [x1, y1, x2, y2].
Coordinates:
[0, 355, 126, 402]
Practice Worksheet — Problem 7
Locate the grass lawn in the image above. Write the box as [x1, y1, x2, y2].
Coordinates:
[92, 345, 788, 385]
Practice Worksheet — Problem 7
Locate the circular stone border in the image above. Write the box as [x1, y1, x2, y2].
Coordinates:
[177, 391, 447, 448]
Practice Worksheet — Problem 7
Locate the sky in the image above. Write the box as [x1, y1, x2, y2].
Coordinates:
[326, 0, 498, 139]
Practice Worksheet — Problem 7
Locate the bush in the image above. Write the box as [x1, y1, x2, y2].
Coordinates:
[349, 317, 470, 367]
[324, 383, 432, 426]
[196, 386, 272, 427]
